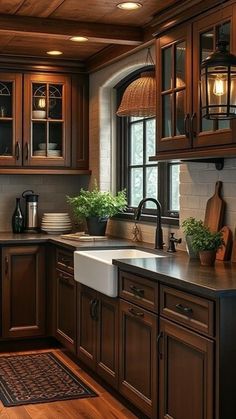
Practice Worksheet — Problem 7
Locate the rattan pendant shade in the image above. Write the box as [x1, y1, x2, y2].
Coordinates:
[116, 70, 156, 117]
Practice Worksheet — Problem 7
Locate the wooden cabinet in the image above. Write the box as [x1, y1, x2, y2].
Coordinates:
[119, 299, 158, 418]
[0, 70, 89, 172]
[55, 269, 77, 353]
[158, 318, 214, 419]
[1, 245, 45, 338]
[24, 73, 71, 167]
[118, 270, 159, 418]
[54, 248, 76, 353]
[154, 3, 236, 160]
[77, 284, 119, 388]
[0, 73, 22, 167]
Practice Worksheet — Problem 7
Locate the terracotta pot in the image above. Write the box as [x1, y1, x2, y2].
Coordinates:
[199, 250, 216, 266]
[86, 216, 108, 236]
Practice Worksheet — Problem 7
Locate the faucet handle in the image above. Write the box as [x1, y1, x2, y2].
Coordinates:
[167, 233, 182, 253]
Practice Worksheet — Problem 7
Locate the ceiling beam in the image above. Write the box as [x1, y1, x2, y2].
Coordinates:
[0, 14, 143, 45]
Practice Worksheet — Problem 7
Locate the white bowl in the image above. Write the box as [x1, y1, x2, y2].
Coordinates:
[32, 110, 46, 119]
[38, 143, 58, 150]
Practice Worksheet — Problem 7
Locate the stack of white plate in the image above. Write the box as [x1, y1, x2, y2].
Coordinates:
[34, 150, 61, 157]
[41, 213, 72, 234]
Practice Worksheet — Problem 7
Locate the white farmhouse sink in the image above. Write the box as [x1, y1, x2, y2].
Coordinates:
[74, 248, 165, 297]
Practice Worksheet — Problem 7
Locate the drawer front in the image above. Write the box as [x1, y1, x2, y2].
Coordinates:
[160, 285, 214, 337]
[56, 248, 74, 275]
[119, 270, 158, 312]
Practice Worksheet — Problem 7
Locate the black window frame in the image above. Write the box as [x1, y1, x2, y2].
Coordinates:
[115, 66, 179, 226]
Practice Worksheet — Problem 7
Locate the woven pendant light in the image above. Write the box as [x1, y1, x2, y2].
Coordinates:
[116, 49, 156, 117]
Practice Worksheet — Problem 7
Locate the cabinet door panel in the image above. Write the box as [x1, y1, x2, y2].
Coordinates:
[157, 24, 192, 152]
[97, 293, 118, 389]
[119, 299, 158, 418]
[159, 318, 214, 419]
[192, 5, 236, 147]
[2, 246, 45, 338]
[0, 73, 22, 167]
[77, 284, 97, 370]
[24, 73, 71, 167]
[55, 269, 76, 353]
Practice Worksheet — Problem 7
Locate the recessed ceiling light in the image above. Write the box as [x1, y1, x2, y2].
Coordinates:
[46, 50, 63, 56]
[117, 2, 142, 10]
[70, 36, 89, 42]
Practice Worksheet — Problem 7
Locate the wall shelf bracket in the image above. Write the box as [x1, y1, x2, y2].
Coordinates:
[182, 158, 224, 171]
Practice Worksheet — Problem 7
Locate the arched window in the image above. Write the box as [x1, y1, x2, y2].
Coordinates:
[116, 67, 180, 225]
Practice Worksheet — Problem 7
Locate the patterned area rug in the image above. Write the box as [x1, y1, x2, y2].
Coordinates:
[0, 352, 97, 407]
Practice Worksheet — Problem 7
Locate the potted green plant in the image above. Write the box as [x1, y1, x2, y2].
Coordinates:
[67, 183, 127, 236]
[182, 217, 204, 259]
[191, 226, 224, 266]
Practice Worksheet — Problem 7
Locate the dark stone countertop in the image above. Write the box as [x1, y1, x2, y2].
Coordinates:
[1, 232, 236, 298]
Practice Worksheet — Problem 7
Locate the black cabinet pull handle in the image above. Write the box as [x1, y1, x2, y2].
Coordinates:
[90, 299, 96, 319]
[157, 332, 163, 360]
[190, 113, 197, 137]
[25, 142, 29, 160]
[58, 272, 71, 282]
[15, 141, 20, 160]
[128, 307, 144, 317]
[5, 256, 9, 276]
[129, 285, 144, 297]
[175, 303, 193, 315]
[90, 299, 99, 320]
[184, 113, 190, 138]
[93, 299, 99, 321]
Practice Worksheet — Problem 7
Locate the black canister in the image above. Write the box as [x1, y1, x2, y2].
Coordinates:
[12, 197, 24, 233]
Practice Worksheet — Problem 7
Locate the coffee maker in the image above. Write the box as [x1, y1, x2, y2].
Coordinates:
[22, 190, 39, 232]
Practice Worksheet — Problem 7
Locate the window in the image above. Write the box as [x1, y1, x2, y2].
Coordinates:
[116, 68, 180, 225]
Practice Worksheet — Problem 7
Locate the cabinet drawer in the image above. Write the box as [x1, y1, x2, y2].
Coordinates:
[119, 270, 158, 312]
[56, 249, 74, 275]
[160, 285, 214, 337]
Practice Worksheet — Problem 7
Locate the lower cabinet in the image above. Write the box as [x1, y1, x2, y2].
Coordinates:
[2, 245, 45, 338]
[54, 268, 77, 353]
[77, 283, 119, 389]
[158, 318, 214, 419]
[119, 299, 158, 418]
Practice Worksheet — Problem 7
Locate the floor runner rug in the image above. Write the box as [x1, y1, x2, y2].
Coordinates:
[0, 352, 97, 407]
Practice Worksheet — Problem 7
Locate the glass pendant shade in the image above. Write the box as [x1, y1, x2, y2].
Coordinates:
[116, 71, 156, 117]
[201, 40, 236, 119]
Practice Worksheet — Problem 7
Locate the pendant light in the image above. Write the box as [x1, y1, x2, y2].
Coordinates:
[201, 35, 236, 120]
[116, 48, 156, 117]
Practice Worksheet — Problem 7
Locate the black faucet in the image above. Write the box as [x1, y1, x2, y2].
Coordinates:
[134, 198, 163, 250]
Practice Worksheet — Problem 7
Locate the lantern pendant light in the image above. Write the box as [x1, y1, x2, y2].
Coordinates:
[116, 48, 156, 117]
[201, 35, 236, 120]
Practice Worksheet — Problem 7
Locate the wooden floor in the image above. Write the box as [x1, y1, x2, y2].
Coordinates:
[0, 349, 138, 419]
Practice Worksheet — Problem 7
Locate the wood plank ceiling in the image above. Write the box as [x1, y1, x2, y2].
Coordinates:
[0, 0, 177, 63]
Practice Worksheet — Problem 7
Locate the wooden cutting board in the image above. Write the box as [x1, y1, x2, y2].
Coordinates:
[216, 226, 232, 261]
[204, 181, 226, 232]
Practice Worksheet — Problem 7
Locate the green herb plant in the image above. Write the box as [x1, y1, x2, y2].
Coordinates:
[67, 182, 127, 221]
[191, 226, 224, 252]
[182, 217, 204, 236]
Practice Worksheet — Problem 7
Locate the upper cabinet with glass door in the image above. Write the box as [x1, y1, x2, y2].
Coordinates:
[24, 74, 71, 167]
[156, 25, 192, 152]
[0, 74, 22, 166]
[192, 5, 236, 148]
[153, 3, 236, 160]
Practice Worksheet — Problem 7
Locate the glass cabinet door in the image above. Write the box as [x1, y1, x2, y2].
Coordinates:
[192, 5, 236, 147]
[24, 74, 71, 167]
[0, 74, 22, 166]
[157, 24, 192, 152]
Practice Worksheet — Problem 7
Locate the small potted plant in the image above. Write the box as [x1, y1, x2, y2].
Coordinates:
[191, 226, 224, 266]
[182, 217, 204, 259]
[67, 182, 127, 236]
